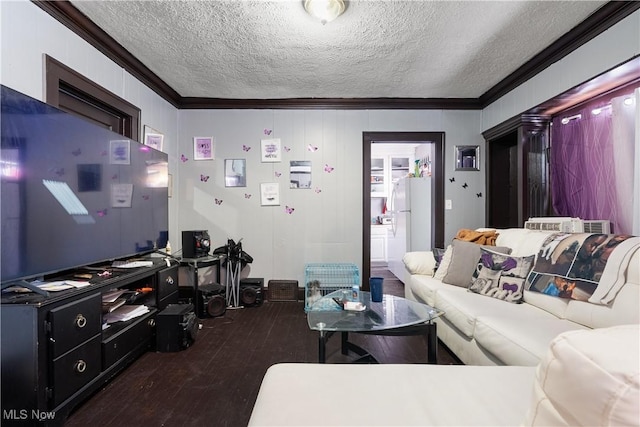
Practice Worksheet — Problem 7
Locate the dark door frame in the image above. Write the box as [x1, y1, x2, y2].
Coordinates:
[362, 132, 445, 290]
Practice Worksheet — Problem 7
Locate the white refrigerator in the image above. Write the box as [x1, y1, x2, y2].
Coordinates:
[387, 177, 432, 282]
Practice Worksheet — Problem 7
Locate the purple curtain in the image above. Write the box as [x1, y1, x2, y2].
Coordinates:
[551, 107, 618, 230]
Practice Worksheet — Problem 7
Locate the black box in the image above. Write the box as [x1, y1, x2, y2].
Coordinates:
[156, 304, 198, 352]
[182, 230, 211, 258]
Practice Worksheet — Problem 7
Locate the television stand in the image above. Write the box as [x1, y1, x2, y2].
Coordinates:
[1, 280, 50, 297]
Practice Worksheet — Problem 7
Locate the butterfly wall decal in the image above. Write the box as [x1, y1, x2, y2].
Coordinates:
[449, 177, 455, 183]
[264, 129, 272, 135]
[477, 192, 483, 198]
[462, 183, 468, 189]
[314, 187, 322, 194]
[142, 195, 150, 201]
[324, 164, 334, 173]
[245, 193, 252, 199]
[200, 174, 210, 182]
[180, 154, 188, 162]
[49, 167, 65, 177]
[214, 198, 223, 205]
[307, 144, 318, 152]
[275, 171, 282, 177]
[285, 205, 295, 214]
[284, 146, 291, 152]
[242, 144, 251, 152]
[112, 174, 118, 180]
[96, 209, 108, 217]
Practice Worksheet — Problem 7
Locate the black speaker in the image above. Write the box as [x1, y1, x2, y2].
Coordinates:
[156, 304, 198, 352]
[196, 283, 226, 318]
[240, 278, 264, 307]
[182, 230, 211, 258]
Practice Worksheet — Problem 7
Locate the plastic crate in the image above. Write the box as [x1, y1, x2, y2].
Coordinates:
[304, 263, 360, 311]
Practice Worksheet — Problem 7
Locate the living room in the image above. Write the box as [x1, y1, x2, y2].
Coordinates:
[1, 1, 639, 426]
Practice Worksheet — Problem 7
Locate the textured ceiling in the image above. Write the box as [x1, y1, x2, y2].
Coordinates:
[69, 0, 607, 100]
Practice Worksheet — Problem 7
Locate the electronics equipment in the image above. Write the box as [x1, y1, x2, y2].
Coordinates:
[0, 85, 169, 284]
[524, 217, 611, 233]
[156, 303, 198, 352]
[239, 278, 264, 307]
[182, 230, 211, 258]
[195, 283, 226, 318]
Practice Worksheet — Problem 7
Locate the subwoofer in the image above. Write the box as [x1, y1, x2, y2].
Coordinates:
[240, 278, 264, 307]
[196, 283, 226, 318]
[156, 303, 198, 352]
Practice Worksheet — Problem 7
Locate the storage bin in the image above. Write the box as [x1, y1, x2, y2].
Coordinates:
[304, 263, 360, 311]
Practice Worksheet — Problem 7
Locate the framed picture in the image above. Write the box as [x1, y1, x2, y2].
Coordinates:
[260, 183, 280, 206]
[454, 145, 480, 171]
[193, 136, 214, 160]
[143, 125, 164, 151]
[290, 160, 312, 189]
[225, 159, 246, 187]
[110, 140, 130, 165]
[261, 138, 281, 162]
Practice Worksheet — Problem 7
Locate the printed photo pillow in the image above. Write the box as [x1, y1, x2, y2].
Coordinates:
[469, 248, 535, 303]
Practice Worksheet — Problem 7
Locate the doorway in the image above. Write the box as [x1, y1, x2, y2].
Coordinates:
[362, 132, 445, 290]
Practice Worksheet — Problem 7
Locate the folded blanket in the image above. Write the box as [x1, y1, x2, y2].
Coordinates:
[589, 237, 640, 305]
[455, 229, 498, 246]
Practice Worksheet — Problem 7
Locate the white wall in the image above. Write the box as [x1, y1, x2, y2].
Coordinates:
[176, 109, 483, 286]
[2, 0, 637, 287]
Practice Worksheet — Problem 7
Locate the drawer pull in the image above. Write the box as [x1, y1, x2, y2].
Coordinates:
[75, 314, 87, 328]
[75, 359, 87, 373]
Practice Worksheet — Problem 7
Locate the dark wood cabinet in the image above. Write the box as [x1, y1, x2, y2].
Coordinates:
[1, 258, 179, 426]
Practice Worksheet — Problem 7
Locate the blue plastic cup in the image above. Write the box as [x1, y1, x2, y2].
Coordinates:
[370, 277, 384, 302]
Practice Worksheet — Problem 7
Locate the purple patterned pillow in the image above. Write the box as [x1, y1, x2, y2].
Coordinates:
[468, 248, 535, 303]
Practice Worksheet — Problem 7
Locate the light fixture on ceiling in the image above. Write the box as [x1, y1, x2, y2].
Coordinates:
[304, 0, 346, 24]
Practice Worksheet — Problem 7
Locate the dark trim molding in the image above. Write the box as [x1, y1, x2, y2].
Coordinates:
[32, 0, 639, 110]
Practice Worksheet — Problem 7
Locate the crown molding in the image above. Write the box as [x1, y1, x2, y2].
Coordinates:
[33, 0, 639, 110]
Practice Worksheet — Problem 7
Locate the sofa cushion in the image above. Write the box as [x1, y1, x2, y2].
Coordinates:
[523, 290, 570, 318]
[523, 325, 640, 426]
[435, 288, 512, 338]
[410, 274, 462, 307]
[474, 314, 587, 366]
[433, 244, 453, 280]
[495, 228, 556, 257]
[468, 249, 535, 303]
[441, 240, 511, 287]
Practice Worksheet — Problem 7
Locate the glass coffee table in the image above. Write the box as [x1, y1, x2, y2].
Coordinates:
[307, 289, 444, 364]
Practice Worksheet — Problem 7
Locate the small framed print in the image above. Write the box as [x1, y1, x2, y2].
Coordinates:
[143, 125, 164, 151]
[260, 183, 280, 206]
[261, 138, 281, 162]
[193, 136, 214, 160]
[110, 140, 130, 165]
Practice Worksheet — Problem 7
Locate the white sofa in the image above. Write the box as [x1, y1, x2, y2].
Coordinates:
[402, 228, 640, 366]
[249, 324, 640, 426]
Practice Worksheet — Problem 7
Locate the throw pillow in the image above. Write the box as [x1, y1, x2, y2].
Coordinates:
[433, 245, 453, 280]
[441, 240, 511, 287]
[468, 248, 535, 303]
[432, 247, 447, 273]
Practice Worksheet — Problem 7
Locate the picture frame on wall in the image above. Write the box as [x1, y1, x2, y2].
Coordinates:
[143, 125, 164, 151]
[225, 159, 246, 187]
[454, 145, 480, 171]
[261, 138, 281, 162]
[193, 136, 215, 160]
[260, 183, 280, 206]
[110, 140, 130, 165]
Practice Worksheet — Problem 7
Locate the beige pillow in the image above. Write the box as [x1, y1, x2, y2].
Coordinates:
[402, 251, 436, 275]
[433, 245, 453, 280]
[441, 240, 511, 287]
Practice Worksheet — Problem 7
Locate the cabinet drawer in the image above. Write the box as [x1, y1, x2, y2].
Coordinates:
[51, 334, 101, 407]
[49, 293, 102, 358]
[157, 266, 179, 303]
[102, 310, 156, 370]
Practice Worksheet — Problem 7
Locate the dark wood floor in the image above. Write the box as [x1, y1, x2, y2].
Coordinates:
[65, 269, 461, 426]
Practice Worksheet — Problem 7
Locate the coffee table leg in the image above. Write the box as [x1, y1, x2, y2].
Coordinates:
[341, 332, 349, 355]
[319, 331, 326, 363]
[427, 322, 437, 364]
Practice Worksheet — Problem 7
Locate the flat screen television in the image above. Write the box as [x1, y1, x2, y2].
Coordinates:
[1, 85, 169, 284]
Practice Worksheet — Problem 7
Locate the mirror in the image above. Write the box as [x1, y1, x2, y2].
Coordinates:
[225, 159, 247, 187]
[290, 160, 312, 189]
[454, 145, 480, 171]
